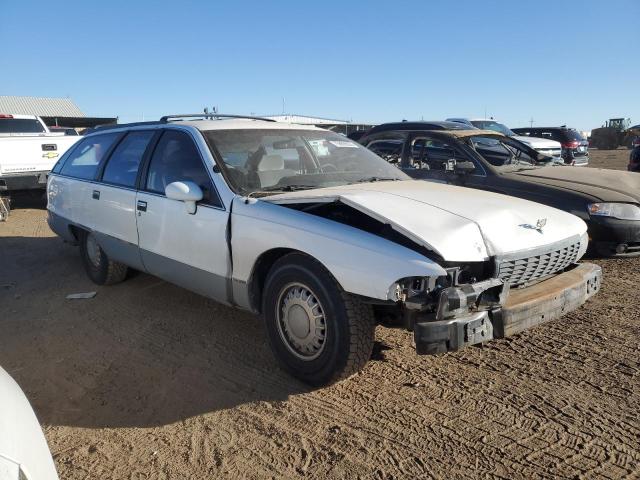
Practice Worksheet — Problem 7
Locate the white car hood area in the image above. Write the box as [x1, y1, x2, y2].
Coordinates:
[266, 180, 587, 262]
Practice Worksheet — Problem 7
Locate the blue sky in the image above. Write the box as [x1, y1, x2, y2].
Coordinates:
[1, 0, 638, 130]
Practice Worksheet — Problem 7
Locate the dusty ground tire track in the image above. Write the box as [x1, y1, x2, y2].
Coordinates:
[0, 150, 639, 479]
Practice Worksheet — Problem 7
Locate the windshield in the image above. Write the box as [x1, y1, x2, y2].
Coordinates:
[466, 135, 547, 169]
[470, 120, 515, 137]
[0, 118, 46, 134]
[204, 129, 409, 194]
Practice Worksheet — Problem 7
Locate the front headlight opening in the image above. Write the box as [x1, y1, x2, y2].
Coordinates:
[588, 203, 640, 221]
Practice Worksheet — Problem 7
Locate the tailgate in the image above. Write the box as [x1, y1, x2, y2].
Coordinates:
[0, 136, 79, 175]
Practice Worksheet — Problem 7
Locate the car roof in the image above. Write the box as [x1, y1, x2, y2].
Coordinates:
[513, 126, 575, 131]
[433, 129, 504, 139]
[178, 118, 322, 132]
[366, 120, 470, 135]
[85, 117, 325, 136]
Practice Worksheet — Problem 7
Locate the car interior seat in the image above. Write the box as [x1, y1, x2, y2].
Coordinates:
[256, 154, 296, 188]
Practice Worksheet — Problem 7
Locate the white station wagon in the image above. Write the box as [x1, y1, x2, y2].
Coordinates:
[47, 114, 601, 385]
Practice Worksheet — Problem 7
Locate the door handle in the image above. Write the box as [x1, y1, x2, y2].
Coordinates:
[137, 200, 147, 212]
[92, 190, 100, 200]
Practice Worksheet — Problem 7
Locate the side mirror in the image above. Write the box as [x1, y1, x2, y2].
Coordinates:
[453, 161, 476, 174]
[165, 181, 203, 214]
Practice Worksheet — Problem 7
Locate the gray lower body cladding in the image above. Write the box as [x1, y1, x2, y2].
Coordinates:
[414, 263, 602, 354]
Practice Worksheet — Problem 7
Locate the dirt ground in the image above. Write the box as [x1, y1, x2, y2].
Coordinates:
[1, 148, 638, 479]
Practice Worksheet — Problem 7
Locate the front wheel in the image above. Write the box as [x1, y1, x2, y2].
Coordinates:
[79, 230, 128, 285]
[262, 253, 375, 386]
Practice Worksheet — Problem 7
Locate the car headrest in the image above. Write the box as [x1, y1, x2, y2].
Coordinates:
[258, 154, 284, 171]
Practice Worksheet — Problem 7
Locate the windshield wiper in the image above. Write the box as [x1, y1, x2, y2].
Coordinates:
[244, 184, 317, 200]
[353, 176, 400, 184]
[259, 184, 316, 192]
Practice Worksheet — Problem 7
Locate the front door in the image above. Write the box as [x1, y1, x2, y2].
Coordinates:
[135, 129, 231, 303]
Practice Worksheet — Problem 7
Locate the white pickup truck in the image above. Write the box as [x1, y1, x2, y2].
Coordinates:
[0, 114, 81, 193]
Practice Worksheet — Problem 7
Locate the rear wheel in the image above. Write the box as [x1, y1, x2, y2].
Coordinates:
[79, 230, 128, 285]
[262, 253, 375, 386]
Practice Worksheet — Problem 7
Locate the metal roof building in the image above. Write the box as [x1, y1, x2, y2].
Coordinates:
[0, 96, 117, 129]
[263, 113, 373, 135]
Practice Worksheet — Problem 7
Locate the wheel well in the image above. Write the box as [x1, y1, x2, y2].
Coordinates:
[248, 248, 334, 314]
[68, 224, 84, 244]
[248, 248, 297, 313]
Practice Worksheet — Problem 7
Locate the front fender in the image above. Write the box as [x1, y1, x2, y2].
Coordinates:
[230, 198, 447, 308]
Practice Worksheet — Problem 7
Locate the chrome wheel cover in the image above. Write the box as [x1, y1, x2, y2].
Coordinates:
[276, 283, 327, 360]
[86, 233, 102, 267]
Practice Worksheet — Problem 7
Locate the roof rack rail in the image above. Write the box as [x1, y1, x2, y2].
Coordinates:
[88, 121, 162, 132]
[159, 113, 276, 123]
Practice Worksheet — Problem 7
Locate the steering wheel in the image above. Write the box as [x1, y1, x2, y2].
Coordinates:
[322, 163, 338, 172]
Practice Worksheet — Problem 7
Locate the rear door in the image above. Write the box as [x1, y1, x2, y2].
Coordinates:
[90, 130, 156, 269]
[49, 132, 121, 229]
[135, 129, 231, 302]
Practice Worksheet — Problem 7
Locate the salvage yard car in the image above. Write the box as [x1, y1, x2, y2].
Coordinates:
[512, 126, 589, 166]
[360, 123, 640, 257]
[0, 114, 80, 193]
[0, 367, 58, 480]
[446, 118, 568, 163]
[47, 114, 601, 385]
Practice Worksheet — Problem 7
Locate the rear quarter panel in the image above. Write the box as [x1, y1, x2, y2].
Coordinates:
[47, 174, 92, 232]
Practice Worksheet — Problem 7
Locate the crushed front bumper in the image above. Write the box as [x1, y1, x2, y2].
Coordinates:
[414, 263, 602, 354]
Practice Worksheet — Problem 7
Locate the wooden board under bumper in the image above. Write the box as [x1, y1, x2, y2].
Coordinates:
[493, 263, 602, 338]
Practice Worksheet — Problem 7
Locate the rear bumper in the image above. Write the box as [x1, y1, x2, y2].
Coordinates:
[47, 210, 78, 244]
[414, 263, 602, 354]
[0, 171, 48, 191]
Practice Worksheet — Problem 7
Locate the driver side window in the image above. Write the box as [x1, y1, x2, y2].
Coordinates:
[145, 130, 220, 207]
[411, 137, 456, 171]
[413, 136, 480, 173]
[366, 139, 403, 165]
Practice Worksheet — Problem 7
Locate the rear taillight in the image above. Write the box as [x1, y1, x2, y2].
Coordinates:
[562, 141, 580, 149]
[0, 114, 14, 119]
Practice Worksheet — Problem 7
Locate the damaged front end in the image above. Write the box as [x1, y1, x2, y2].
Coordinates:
[388, 261, 602, 355]
[388, 272, 509, 355]
[266, 195, 602, 356]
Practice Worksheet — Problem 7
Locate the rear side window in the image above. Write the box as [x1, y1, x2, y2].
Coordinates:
[101, 131, 154, 188]
[538, 130, 561, 142]
[368, 140, 403, 155]
[145, 130, 219, 206]
[365, 133, 406, 164]
[59, 133, 120, 180]
[0, 118, 46, 133]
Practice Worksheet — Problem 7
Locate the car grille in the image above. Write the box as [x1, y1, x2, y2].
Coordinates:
[496, 239, 582, 286]
[537, 148, 562, 157]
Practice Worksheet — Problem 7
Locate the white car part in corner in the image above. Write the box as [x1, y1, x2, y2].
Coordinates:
[0, 367, 58, 480]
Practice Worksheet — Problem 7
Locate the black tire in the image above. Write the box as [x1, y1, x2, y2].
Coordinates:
[79, 230, 128, 285]
[262, 253, 375, 386]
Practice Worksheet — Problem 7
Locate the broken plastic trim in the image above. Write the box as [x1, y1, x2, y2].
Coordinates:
[434, 278, 508, 321]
